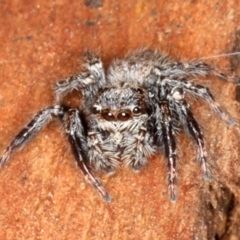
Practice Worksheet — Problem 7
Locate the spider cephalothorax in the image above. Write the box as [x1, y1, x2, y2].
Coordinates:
[0, 48, 237, 202]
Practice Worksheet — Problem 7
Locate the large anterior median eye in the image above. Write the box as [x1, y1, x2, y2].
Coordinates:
[101, 109, 115, 121]
[117, 110, 131, 121]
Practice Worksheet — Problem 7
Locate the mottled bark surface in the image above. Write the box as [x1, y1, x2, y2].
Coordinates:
[0, 1, 239, 239]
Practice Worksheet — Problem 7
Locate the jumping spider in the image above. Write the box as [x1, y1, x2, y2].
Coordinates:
[0, 48, 237, 202]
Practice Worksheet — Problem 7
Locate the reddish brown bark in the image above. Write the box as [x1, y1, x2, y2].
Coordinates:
[0, 1, 239, 239]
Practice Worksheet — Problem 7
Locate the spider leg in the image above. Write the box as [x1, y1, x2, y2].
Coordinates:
[160, 61, 238, 83]
[158, 101, 178, 202]
[175, 99, 211, 180]
[55, 50, 106, 100]
[182, 81, 236, 125]
[62, 109, 111, 202]
[0, 105, 65, 167]
[158, 78, 236, 125]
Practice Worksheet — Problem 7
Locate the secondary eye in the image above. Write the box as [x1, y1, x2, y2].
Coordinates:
[172, 87, 184, 100]
[117, 110, 131, 121]
[101, 109, 115, 121]
[92, 106, 100, 114]
[137, 88, 144, 94]
[132, 106, 142, 115]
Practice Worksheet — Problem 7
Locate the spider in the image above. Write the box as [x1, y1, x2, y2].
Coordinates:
[0, 48, 237, 202]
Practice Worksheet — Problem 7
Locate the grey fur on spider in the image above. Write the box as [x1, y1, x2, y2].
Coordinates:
[0, 48, 237, 202]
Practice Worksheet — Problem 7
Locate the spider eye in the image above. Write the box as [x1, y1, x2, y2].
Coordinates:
[172, 87, 184, 100]
[102, 109, 115, 121]
[137, 88, 144, 94]
[92, 106, 100, 114]
[117, 110, 131, 121]
[132, 106, 142, 115]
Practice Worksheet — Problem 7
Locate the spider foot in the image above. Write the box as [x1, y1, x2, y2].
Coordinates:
[85, 175, 112, 202]
[168, 184, 177, 203]
[167, 170, 177, 203]
[0, 150, 10, 168]
[197, 150, 211, 180]
[211, 101, 237, 125]
[95, 184, 112, 203]
[201, 163, 211, 181]
[212, 69, 239, 84]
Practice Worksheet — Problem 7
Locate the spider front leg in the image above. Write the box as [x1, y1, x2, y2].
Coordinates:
[158, 102, 178, 202]
[62, 109, 111, 202]
[0, 105, 65, 167]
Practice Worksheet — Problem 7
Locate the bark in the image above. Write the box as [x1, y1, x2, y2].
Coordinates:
[0, 0, 239, 239]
